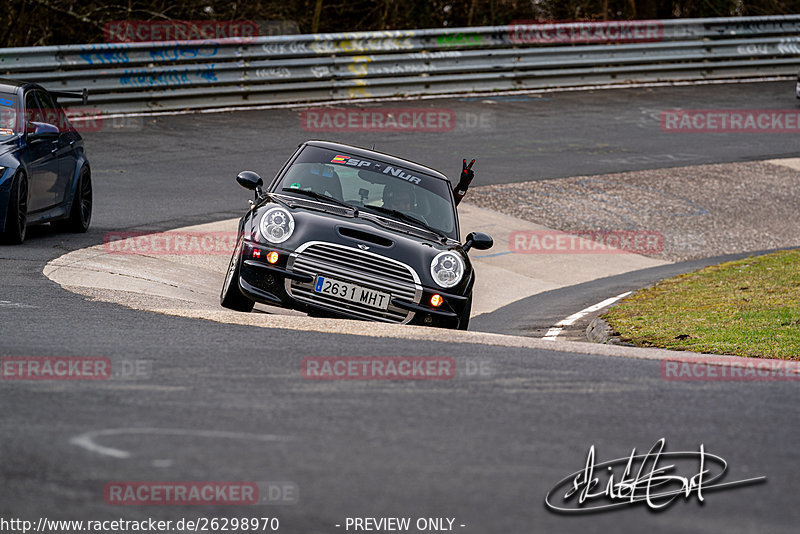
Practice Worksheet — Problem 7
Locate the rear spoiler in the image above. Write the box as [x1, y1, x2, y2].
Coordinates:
[50, 88, 88, 105]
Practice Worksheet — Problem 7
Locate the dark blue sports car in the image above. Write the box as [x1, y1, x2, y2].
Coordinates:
[0, 78, 91, 244]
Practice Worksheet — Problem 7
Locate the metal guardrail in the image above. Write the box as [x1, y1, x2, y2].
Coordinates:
[2, 15, 800, 114]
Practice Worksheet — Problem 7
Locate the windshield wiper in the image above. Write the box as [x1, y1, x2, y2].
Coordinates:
[360, 205, 448, 242]
[280, 188, 357, 214]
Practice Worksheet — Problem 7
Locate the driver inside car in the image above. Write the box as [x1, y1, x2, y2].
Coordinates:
[382, 182, 415, 213]
[292, 164, 343, 200]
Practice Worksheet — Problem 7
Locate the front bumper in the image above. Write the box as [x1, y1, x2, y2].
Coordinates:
[237, 240, 469, 328]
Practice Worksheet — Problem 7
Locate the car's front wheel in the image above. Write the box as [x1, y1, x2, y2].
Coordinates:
[1, 172, 28, 245]
[457, 295, 472, 330]
[220, 239, 255, 312]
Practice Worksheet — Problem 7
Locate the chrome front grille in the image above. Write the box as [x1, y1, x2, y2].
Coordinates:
[286, 241, 421, 323]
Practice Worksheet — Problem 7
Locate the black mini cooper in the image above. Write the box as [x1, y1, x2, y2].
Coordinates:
[221, 140, 493, 329]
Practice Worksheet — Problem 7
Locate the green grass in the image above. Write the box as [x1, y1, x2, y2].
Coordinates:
[603, 249, 800, 359]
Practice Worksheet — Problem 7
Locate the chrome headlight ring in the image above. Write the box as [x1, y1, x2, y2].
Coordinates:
[259, 206, 295, 244]
[430, 251, 464, 288]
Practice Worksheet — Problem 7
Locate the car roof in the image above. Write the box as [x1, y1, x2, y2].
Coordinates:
[304, 140, 451, 182]
[0, 78, 40, 94]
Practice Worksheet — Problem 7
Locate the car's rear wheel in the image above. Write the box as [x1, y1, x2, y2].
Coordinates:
[57, 167, 92, 233]
[1, 172, 28, 245]
[220, 239, 255, 312]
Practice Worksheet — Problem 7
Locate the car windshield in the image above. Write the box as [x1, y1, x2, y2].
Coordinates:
[274, 145, 457, 238]
[0, 93, 18, 139]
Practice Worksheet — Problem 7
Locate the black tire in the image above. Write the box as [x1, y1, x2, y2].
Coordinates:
[457, 295, 472, 331]
[58, 167, 92, 233]
[220, 240, 255, 312]
[1, 172, 28, 245]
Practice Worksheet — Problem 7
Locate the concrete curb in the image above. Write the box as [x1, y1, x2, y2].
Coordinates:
[586, 316, 630, 346]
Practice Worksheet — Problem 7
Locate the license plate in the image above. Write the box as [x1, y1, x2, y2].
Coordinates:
[313, 276, 390, 310]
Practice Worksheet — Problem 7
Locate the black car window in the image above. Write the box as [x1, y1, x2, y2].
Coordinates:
[35, 90, 64, 130]
[0, 92, 17, 137]
[24, 91, 44, 125]
[277, 146, 457, 237]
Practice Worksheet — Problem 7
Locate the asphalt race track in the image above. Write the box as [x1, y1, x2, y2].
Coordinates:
[1, 81, 799, 533]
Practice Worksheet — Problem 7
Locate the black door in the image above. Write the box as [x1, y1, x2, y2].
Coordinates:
[37, 90, 79, 206]
[24, 90, 60, 212]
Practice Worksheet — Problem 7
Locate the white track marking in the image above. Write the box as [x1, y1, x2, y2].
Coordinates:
[70, 427, 293, 459]
[542, 291, 632, 340]
[0, 300, 36, 308]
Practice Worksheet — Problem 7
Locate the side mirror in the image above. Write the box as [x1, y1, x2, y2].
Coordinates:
[464, 231, 493, 252]
[236, 170, 263, 191]
[28, 121, 59, 140]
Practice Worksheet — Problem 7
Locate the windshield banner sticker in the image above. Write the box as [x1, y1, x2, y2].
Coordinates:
[329, 155, 423, 185]
[330, 155, 371, 167]
[382, 165, 421, 185]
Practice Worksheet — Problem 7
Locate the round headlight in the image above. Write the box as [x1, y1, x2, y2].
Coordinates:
[430, 251, 464, 288]
[259, 207, 295, 244]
